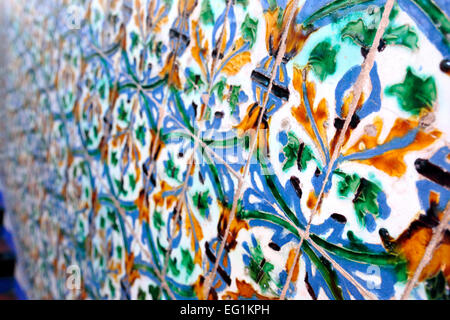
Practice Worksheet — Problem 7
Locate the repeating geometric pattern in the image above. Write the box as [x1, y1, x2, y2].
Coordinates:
[0, 0, 449, 300]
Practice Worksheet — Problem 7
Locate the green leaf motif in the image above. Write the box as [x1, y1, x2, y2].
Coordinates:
[193, 190, 210, 217]
[168, 257, 180, 277]
[148, 38, 164, 59]
[181, 248, 195, 278]
[212, 77, 226, 101]
[341, 18, 376, 48]
[298, 144, 314, 172]
[135, 124, 146, 145]
[228, 85, 241, 113]
[386, 67, 437, 115]
[100, 216, 106, 229]
[185, 69, 204, 95]
[98, 81, 106, 100]
[63, 92, 74, 110]
[353, 178, 381, 225]
[108, 279, 116, 298]
[84, 129, 93, 146]
[384, 25, 418, 49]
[308, 40, 339, 81]
[111, 151, 118, 166]
[137, 287, 146, 300]
[341, 7, 419, 50]
[282, 131, 300, 171]
[336, 172, 360, 197]
[200, 0, 214, 25]
[149, 285, 160, 300]
[241, 14, 258, 48]
[107, 209, 119, 232]
[118, 101, 128, 122]
[130, 31, 139, 51]
[248, 242, 275, 293]
[336, 172, 381, 227]
[129, 174, 136, 191]
[153, 210, 165, 231]
[114, 178, 128, 196]
[157, 239, 180, 276]
[282, 132, 314, 172]
[236, 0, 249, 6]
[165, 153, 180, 180]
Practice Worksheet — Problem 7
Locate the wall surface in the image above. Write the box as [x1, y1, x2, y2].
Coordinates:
[0, 0, 449, 300]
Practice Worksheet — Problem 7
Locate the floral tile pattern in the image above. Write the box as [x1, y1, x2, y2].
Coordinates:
[0, 0, 449, 300]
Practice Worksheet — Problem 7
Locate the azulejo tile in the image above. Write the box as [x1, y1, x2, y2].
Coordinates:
[0, 0, 449, 300]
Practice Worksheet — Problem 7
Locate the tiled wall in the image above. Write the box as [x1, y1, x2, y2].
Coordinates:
[0, 0, 448, 300]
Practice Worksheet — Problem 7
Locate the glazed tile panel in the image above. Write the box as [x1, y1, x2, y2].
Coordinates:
[0, 0, 449, 300]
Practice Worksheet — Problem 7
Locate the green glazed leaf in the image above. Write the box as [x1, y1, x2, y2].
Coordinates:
[213, 77, 226, 101]
[135, 124, 146, 145]
[200, 0, 214, 25]
[193, 190, 210, 217]
[282, 131, 300, 171]
[229, 85, 241, 113]
[248, 242, 275, 292]
[236, 0, 249, 6]
[308, 40, 339, 81]
[165, 153, 180, 180]
[241, 14, 258, 48]
[181, 248, 195, 278]
[384, 25, 418, 49]
[336, 172, 381, 227]
[386, 67, 437, 115]
[342, 18, 376, 48]
[153, 210, 165, 231]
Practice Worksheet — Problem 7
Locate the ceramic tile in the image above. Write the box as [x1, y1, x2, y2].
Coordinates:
[0, 0, 449, 300]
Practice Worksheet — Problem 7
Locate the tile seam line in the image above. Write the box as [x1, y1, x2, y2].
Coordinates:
[400, 202, 450, 300]
[279, 0, 396, 300]
[203, 0, 301, 299]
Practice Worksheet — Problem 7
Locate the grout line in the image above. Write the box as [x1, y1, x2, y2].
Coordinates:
[400, 203, 450, 300]
[279, 0, 397, 300]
